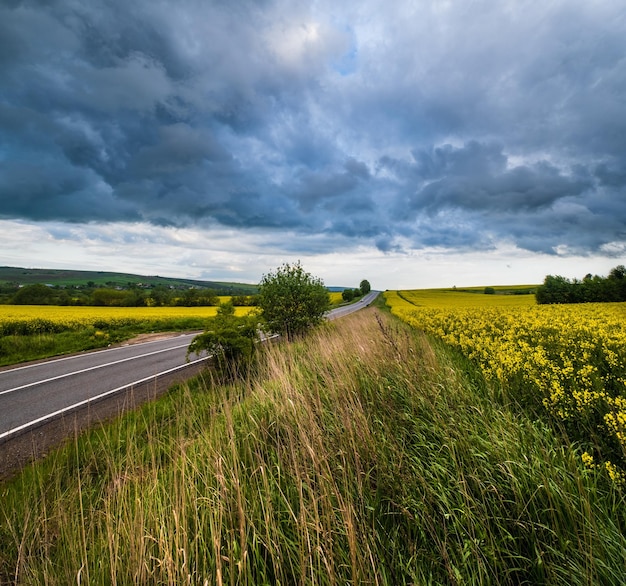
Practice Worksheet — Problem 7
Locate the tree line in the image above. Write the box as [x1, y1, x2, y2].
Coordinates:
[5, 274, 374, 309]
[536, 265, 626, 304]
[4, 282, 259, 307]
[341, 279, 371, 301]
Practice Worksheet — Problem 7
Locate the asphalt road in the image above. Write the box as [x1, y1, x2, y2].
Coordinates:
[0, 333, 207, 441]
[327, 290, 379, 320]
[0, 291, 379, 442]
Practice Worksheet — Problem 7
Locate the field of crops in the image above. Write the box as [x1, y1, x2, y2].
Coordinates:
[0, 303, 255, 335]
[385, 288, 626, 483]
[329, 291, 344, 304]
[0, 303, 259, 365]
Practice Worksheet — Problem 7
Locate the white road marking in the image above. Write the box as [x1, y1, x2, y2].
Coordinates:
[0, 356, 209, 442]
[1, 333, 196, 374]
[1, 296, 378, 440]
[0, 343, 191, 396]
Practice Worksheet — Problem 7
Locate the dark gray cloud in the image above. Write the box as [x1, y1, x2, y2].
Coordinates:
[1, 0, 625, 257]
[403, 143, 593, 214]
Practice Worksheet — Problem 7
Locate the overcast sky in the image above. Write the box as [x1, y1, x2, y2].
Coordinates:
[1, 0, 625, 289]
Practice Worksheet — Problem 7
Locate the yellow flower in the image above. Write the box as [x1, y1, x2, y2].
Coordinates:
[384, 289, 626, 478]
[581, 452, 596, 469]
[605, 461, 626, 485]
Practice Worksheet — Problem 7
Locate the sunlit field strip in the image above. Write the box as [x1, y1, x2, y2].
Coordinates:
[0, 304, 254, 322]
[0, 305, 256, 338]
[385, 289, 626, 483]
[329, 291, 344, 304]
[395, 288, 537, 308]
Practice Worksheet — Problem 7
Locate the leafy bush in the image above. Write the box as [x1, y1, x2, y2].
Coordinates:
[258, 262, 330, 341]
[187, 301, 260, 378]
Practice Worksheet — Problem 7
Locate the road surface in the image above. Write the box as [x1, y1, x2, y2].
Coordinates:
[327, 290, 379, 320]
[0, 291, 379, 471]
[0, 333, 207, 441]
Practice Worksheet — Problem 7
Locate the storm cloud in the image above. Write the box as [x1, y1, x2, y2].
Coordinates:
[1, 0, 625, 259]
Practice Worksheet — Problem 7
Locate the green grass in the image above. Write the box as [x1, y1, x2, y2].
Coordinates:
[1, 308, 624, 584]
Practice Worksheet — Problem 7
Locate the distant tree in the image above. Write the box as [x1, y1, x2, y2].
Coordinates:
[536, 275, 574, 304]
[231, 295, 254, 306]
[198, 289, 220, 306]
[0, 283, 19, 304]
[12, 284, 56, 305]
[484, 287, 496, 295]
[178, 288, 202, 306]
[122, 288, 147, 307]
[608, 265, 626, 300]
[342, 289, 355, 302]
[258, 262, 330, 341]
[609, 265, 626, 281]
[91, 288, 127, 306]
[187, 301, 259, 378]
[149, 285, 172, 307]
[236, 294, 260, 306]
[231, 294, 260, 306]
[57, 290, 71, 306]
[360, 279, 371, 295]
[536, 266, 626, 304]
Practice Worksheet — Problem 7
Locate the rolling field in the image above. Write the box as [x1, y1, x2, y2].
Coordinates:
[0, 303, 257, 365]
[328, 291, 344, 304]
[0, 302, 252, 329]
[0, 293, 344, 365]
[385, 288, 626, 483]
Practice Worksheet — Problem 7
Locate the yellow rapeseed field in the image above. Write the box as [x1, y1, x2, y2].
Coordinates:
[329, 291, 344, 305]
[0, 304, 255, 335]
[385, 288, 626, 483]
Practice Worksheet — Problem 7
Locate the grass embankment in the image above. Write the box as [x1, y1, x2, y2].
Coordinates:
[1, 308, 625, 584]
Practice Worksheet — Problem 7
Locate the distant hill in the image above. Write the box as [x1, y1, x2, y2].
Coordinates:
[0, 266, 259, 294]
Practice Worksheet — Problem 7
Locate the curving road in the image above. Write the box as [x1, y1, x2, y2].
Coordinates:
[327, 290, 379, 320]
[0, 291, 379, 447]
